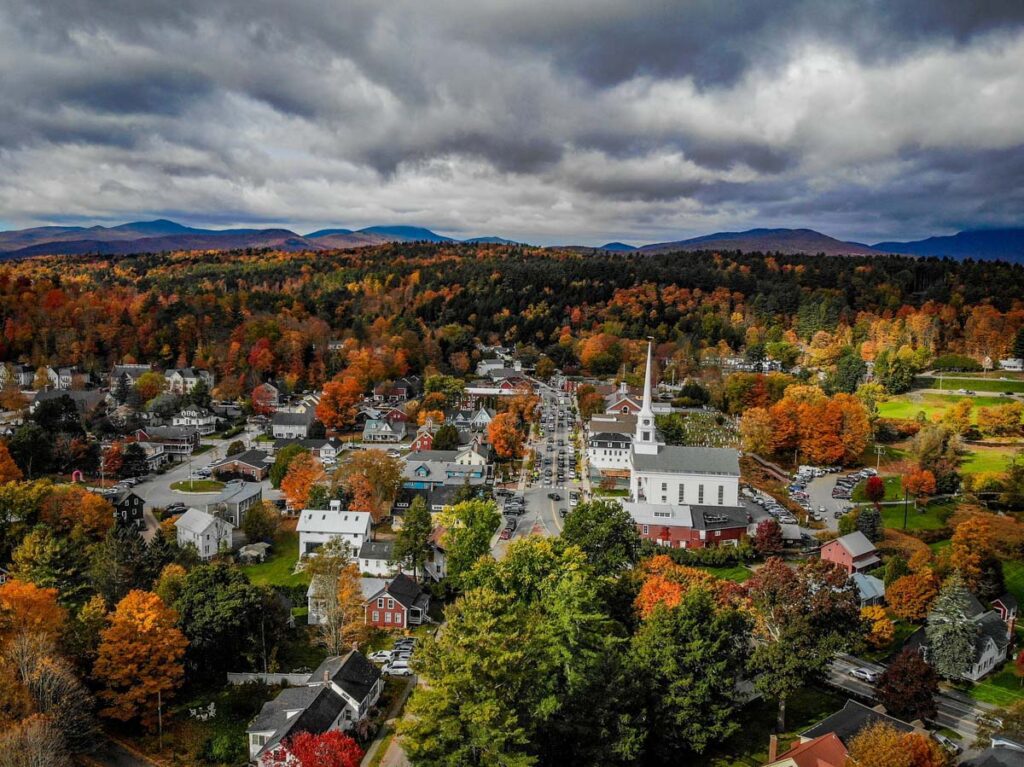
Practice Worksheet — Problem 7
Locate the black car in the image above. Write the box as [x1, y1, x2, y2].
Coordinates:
[505, 518, 518, 531]
[547, 492, 561, 500]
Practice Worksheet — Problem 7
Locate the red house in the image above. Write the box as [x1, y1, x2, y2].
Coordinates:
[363, 573, 430, 630]
[819, 532, 880, 575]
[624, 502, 750, 549]
[410, 428, 434, 452]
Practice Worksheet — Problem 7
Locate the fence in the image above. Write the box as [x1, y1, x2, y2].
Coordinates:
[226, 672, 311, 686]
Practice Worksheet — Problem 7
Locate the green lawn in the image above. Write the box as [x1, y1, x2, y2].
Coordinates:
[193, 443, 215, 455]
[1003, 558, 1024, 610]
[877, 393, 1008, 422]
[964, 662, 1024, 707]
[241, 531, 309, 588]
[700, 565, 753, 583]
[707, 687, 845, 766]
[960, 447, 1016, 475]
[877, 501, 952, 531]
[916, 375, 1024, 393]
[929, 539, 952, 553]
[170, 478, 225, 492]
[852, 475, 903, 503]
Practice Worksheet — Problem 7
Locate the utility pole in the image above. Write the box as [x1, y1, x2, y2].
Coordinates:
[902, 488, 910, 530]
[157, 690, 163, 752]
[875, 445, 884, 471]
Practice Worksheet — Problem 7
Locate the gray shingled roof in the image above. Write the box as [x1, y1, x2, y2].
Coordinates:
[310, 651, 381, 703]
[836, 530, 877, 558]
[247, 685, 320, 732]
[358, 539, 394, 561]
[630, 446, 740, 476]
[801, 700, 915, 745]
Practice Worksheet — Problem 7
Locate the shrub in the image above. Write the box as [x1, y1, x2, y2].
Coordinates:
[931, 354, 982, 372]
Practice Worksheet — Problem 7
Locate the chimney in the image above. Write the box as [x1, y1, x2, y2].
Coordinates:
[330, 499, 341, 512]
[322, 669, 329, 684]
[768, 734, 778, 763]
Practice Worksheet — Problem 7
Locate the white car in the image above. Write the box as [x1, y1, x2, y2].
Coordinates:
[848, 667, 880, 684]
[368, 650, 392, 663]
[385, 662, 414, 677]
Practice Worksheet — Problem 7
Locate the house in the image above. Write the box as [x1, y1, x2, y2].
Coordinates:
[587, 412, 636, 479]
[968, 740, 1024, 767]
[362, 418, 406, 443]
[110, 363, 153, 389]
[272, 438, 344, 463]
[605, 381, 643, 415]
[297, 500, 372, 557]
[391, 485, 463, 521]
[246, 650, 383, 765]
[799, 700, 919, 746]
[211, 449, 271, 481]
[356, 539, 399, 577]
[134, 440, 167, 470]
[105, 488, 146, 529]
[252, 382, 281, 411]
[402, 459, 487, 490]
[136, 425, 200, 458]
[476, 358, 510, 376]
[174, 508, 233, 560]
[271, 409, 316, 440]
[0, 364, 35, 390]
[819, 531, 881, 575]
[992, 593, 1018, 630]
[624, 501, 750, 549]
[45, 365, 88, 390]
[907, 592, 1013, 681]
[363, 573, 430, 630]
[31, 388, 105, 415]
[164, 367, 214, 395]
[172, 406, 217, 436]
[204, 481, 264, 527]
[372, 377, 420, 404]
[851, 572, 886, 607]
[999, 358, 1023, 372]
[410, 425, 436, 452]
[425, 527, 448, 581]
[765, 732, 847, 767]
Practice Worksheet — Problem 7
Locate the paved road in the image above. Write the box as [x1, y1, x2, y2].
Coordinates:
[829, 653, 995, 742]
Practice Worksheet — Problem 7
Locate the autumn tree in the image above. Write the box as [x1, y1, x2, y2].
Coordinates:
[316, 377, 364, 431]
[269, 443, 306, 488]
[941, 398, 974, 436]
[0, 715, 72, 767]
[887, 572, 939, 622]
[10, 527, 91, 606]
[307, 541, 367, 655]
[746, 558, 862, 730]
[133, 371, 166, 403]
[903, 468, 936, 501]
[0, 443, 23, 484]
[0, 580, 67, 645]
[739, 407, 773, 455]
[337, 449, 402, 522]
[846, 720, 950, 767]
[270, 730, 363, 767]
[93, 590, 187, 730]
[875, 648, 939, 722]
[861, 605, 895, 649]
[488, 411, 523, 460]
[280, 452, 326, 510]
[950, 515, 995, 593]
[864, 475, 886, 505]
[753, 517, 784, 556]
[40, 485, 113, 540]
[242, 500, 281, 543]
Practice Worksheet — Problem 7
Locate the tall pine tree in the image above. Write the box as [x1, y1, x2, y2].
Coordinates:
[925, 572, 979, 679]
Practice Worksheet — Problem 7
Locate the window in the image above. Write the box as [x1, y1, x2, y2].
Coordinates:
[384, 612, 391, 623]
[377, 598, 384, 608]
[698, 485, 704, 504]
[678, 485, 685, 503]
[252, 734, 268, 746]
[387, 599, 395, 609]
[642, 431, 650, 441]
[642, 525, 649, 535]
[718, 485, 724, 505]
[661, 482, 667, 491]
[372, 611, 379, 622]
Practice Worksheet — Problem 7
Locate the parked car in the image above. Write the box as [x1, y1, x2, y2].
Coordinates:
[499, 527, 512, 540]
[930, 732, 961, 755]
[848, 667, 880, 683]
[368, 650, 392, 663]
[384, 662, 414, 677]
[547, 492, 561, 500]
[558, 507, 568, 517]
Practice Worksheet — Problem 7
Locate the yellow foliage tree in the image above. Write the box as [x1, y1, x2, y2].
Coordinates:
[861, 605, 895, 649]
[950, 515, 995, 593]
[92, 590, 187, 731]
[0, 579, 66, 646]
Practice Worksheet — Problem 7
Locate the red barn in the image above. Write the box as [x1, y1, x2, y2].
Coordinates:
[363, 573, 430, 630]
[624, 502, 750, 549]
[819, 531, 880, 575]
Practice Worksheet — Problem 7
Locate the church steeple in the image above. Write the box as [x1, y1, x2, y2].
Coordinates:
[633, 340, 662, 455]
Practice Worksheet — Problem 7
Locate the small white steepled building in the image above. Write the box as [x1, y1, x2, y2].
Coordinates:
[628, 342, 740, 505]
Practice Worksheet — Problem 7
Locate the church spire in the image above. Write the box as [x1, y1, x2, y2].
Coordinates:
[633, 340, 661, 455]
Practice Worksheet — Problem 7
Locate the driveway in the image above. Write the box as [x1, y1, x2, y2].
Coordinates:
[804, 473, 857, 532]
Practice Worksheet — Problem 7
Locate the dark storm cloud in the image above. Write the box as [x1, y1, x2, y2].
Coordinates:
[0, 0, 1021, 244]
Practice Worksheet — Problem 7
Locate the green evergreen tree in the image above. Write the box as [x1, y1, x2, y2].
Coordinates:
[10, 525, 91, 606]
[393, 496, 433, 582]
[856, 506, 883, 542]
[925, 572, 979, 679]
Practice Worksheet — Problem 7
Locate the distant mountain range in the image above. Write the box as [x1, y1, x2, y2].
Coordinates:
[0, 218, 1020, 263]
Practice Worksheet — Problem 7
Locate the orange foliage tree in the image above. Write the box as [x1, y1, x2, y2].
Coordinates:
[280, 453, 326, 510]
[316, 377, 364, 431]
[902, 469, 936, 500]
[93, 590, 187, 730]
[634, 555, 726, 619]
[861, 605, 895, 649]
[887, 572, 939, 622]
[950, 515, 995, 592]
[0, 443, 23, 484]
[0, 579, 67, 644]
[338, 450, 403, 522]
[847, 720, 951, 767]
[40, 485, 114, 540]
[488, 412, 523, 460]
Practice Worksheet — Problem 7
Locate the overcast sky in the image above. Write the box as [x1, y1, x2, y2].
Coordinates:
[1, 1, 1023, 245]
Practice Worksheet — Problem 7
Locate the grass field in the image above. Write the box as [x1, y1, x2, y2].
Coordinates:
[960, 446, 1016, 475]
[700, 565, 753, 583]
[875, 501, 952, 531]
[929, 539, 951, 553]
[852, 475, 903, 502]
[917, 375, 1024, 393]
[877, 393, 1008, 422]
[1004, 558, 1024, 610]
[965, 662, 1024, 707]
[707, 687, 844, 767]
[169, 478, 225, 492]
[241, 530, 309, 588]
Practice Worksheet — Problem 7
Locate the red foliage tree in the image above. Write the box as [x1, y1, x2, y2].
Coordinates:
[864, 475, 886, 505]
[753, 518, 784, 556]
[269, 730, 363, 767]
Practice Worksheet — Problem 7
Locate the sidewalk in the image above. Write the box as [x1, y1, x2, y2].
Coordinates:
[360, 676, 417, 767]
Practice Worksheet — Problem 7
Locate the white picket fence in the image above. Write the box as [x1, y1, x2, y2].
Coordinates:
[226, 672, 311, 686]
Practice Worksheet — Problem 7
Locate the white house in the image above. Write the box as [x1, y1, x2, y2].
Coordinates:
[587, 413, 636, 474]
[362, 418, 407, 443]
[999, 358, 1023, 372]
[355, 539, 399, 577]
[271, 409, 316, 440]
[174, 508, 233, 560]
[911, 592, 1013, 682]
[246, 651, 383, 765]
[628, 343, 740, 507]
[172, 406, 217, 436]
[297, 500, 372, 557]
[165, 367, 214, 395]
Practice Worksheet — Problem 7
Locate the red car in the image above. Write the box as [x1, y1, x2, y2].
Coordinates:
[499, 527, 512, 540]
